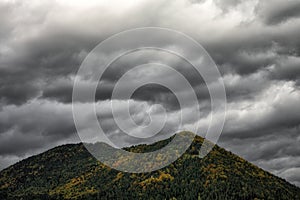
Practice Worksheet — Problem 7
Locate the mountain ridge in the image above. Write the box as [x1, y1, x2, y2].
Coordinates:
[0, 133, 299, 199]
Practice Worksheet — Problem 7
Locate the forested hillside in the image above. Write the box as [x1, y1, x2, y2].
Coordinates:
[0, 134, 299, 200]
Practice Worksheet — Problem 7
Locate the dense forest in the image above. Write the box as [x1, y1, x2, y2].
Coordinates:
[0, 133, 299, 199]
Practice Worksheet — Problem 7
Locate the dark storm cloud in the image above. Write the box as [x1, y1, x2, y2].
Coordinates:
[0, 30, 89, 105]
[0, 1, 120, 105]
[219, 127, 300, 161]
[223, 70, 271, 102]
[221, 80, 300, 139]
[97, 49, 208, 108]
[269, 56, 300, 81]
[41, 49, 209, 109]
[131, 84, 180, 111]
[204, 24, 300, 78]
[218, 126, 300, 186]
[1, 0, 299, 106]
[0, 101, 77, 156]
[213, 0, 243, 12]
[41, 77, 74, 103]
[0, 79, 40, 105]
[257, 0, 300, 25]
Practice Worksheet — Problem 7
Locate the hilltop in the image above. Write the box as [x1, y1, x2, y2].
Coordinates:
[0, 133, 299, 199]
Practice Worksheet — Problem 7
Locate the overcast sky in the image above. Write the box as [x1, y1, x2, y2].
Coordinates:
[0, 0, 300, 186]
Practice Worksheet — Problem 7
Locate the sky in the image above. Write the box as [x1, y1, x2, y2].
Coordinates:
[0, 0, 300, 186]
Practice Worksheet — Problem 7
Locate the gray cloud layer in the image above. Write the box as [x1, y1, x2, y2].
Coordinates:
[0, 0, 299, 186]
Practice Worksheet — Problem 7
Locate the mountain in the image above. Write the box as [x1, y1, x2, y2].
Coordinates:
[0, 133, 299, 200]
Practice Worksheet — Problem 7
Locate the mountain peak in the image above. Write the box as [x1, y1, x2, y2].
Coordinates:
[0, 133, 299, 199]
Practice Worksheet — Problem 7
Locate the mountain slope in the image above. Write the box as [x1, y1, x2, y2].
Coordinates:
[0, 133, 299, 200]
